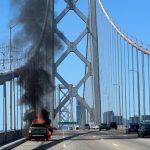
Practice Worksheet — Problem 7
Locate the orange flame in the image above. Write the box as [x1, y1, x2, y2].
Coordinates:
[32, 112, 53, 140]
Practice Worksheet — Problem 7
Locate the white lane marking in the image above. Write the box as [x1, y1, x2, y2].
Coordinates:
[63, 144, 66, 147]
[92, 136, 96, 138]
[113, 143, 119, 147]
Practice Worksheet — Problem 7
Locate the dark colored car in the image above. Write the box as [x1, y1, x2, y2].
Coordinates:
[108, 122, 117, 130]
[69, 127, 73, 130]
[28, 124, 48, 141]
[138, 122, 150, 138]
[52, 127, 58, 130]
[126, 123, 139, 134]
[99, 123, 109, 131]
[84, 124, 90, 130]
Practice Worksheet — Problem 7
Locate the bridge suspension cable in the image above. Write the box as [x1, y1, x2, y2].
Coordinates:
[96, 0, 150, 125]
[98, 0, 150, 54]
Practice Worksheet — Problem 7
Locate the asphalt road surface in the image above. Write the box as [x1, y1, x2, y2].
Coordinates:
[13, 129, 150, 150]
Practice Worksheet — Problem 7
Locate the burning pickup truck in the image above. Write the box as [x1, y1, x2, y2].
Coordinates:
[28, 123, 49, 141]
[28, 110, 53, 141]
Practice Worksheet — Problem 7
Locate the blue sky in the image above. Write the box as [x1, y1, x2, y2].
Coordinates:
[1, 0, 150, 66]
[1, 0, 150, 45]
[102, 0, 150, 46]
[0, 0, 150, 129]
[0, 0, 11, 43]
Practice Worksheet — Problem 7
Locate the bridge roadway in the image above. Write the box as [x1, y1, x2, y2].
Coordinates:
[13, 129, 150, 150]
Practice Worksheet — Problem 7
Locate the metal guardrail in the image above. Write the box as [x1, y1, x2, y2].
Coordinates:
[0, 130, 24, 147]
[0, 138, 26, 150]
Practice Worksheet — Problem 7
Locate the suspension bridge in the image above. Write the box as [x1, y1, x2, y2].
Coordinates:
[0, 0, 150, 149]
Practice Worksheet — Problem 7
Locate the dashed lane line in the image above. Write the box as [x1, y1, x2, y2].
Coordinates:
[113, 143, 119, 147]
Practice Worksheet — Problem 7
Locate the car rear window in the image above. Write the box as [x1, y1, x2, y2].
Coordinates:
[130, 124, 139, 127]
[84, 124, 90, 126]
[101, 124, 107, 126]
[110, 122, 116, 125]
[31, 124, 46, 127]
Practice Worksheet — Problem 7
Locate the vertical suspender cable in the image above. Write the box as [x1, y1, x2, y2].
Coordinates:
[136, 49, 140, 122]
[142, 53, 146, 120]
[112, 28, 115, 113]
[10, 80, 12, 130]
[111, 27, 114, 112]
[112, 32, 114, 114]
[148, 56, 150, 114]
[4, 82, 7, 141]
[108, 21, 111, 111]
[128, 44, 131, 118]
[146, 55, 149, 116]
[17, 78, 19, 129]
[117, 34, 121, 122]
[124, 41, 127, 126]
[3, 84, 5, 131]
[114, 31, 118, 115]
[20, 82, 23, 136]
[120, 36, 124, 124]
[112, 29, 116, 114]
[117, 33, 119, 115]
[132, 46, 135, 116]
[13, 78, 16, 131]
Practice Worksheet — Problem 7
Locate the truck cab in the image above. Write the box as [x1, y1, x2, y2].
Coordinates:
[28, 123, 49, 141]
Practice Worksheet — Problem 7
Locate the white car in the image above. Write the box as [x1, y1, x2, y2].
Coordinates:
[76, 125, 80, 130]
[94, 125, 99, 129]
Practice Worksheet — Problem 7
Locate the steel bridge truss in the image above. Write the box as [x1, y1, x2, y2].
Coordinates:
[54, 0, 101, 124]
[57, 84, 73, 124]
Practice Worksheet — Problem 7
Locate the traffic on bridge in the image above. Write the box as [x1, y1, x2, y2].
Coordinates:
[0, 0, 150, 149]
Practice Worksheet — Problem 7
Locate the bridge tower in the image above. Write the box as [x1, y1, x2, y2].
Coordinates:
[53, 0, 101, 125]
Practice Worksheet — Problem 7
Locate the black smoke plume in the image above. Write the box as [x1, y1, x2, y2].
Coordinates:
[11, 0, 62, 125]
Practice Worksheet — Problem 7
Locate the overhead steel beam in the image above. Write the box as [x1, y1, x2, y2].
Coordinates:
[0, 71, 18, 84]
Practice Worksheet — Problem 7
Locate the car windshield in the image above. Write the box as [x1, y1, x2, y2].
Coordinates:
[101, 124, 107, 126]
[31, 124, 46, 127]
